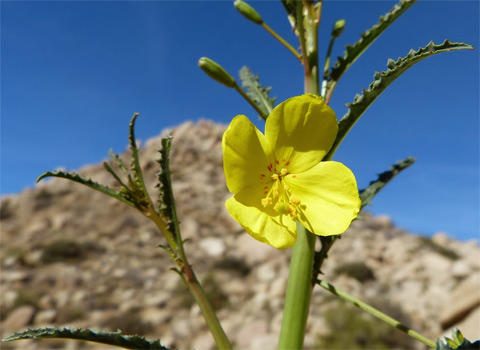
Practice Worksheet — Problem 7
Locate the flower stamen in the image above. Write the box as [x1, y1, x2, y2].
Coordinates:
[261, 163, 301, 218]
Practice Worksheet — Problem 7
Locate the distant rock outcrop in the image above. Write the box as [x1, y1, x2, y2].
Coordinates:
[1, 120, 479, 349]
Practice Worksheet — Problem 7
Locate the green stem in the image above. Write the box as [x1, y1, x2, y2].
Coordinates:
[156, 138, 231, 349]
[278, 222, 316, 349]
[278, 3, 321, 349]
[262, 23, 302, 61]
[183, 263, 232, 350]
[234, 84, 268, 120]
[321, 38, 335, 97]
[316, 279, 436, 349]
[147, 209, 177, 252]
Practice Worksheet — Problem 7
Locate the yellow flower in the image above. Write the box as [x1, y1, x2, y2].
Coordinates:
[222, 94, 361, 249]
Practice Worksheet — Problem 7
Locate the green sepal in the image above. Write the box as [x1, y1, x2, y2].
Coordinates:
[198, 57, 237, 88]
[435, 329, 479, 350]
[36, 170, 136, 208]
[1, 327, 171, 350]
[359, 157, 416, 208]
[239, 66, 276, 118]
[327, 40, 473, 158]
[234, 0, 263, 25]
[326, 0, 417, 93]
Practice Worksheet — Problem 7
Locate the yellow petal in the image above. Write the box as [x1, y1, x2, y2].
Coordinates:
[284, 161, 360, 236]
[225, 182, 297, 249]
[222, 115, 275, 194]
[265, 94, 338, 173]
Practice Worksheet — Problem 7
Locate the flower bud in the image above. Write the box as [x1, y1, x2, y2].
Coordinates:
[332, 19, 346, 38]
[198, 57, 236, 88]
[234, 0, 263, 25]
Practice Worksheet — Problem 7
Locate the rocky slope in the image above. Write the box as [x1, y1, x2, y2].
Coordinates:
[1, 120, 479, 350]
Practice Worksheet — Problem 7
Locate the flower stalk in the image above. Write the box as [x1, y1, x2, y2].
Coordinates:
[316, 279, 436, 349]
[261, 22, 302, 61]
[234, 0, 301, 61]
[278, 223, 316, 349]
[181, 264, 232, 350]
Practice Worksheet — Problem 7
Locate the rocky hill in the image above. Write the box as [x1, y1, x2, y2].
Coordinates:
[1, 120, 479, 350]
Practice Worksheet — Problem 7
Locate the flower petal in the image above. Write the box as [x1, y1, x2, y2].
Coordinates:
[284, 161, 360, 236]
[225, 182, 297, 249]
[222, 115, 275, 194]
[265, 94, 338, 173]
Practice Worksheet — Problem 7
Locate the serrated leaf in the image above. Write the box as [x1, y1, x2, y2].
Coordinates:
[108, 149, 136, 186]
[104, 161, 131, 190]
[109, 149, 130, 177]
[326, 0, 417, 98]
[128, 113, 145, 186]
[36, 170, 136, 208]
[1, 327, 171, 350]
[360, 157, 416, 208]
[239, 66, 276, 119]
[157, 134, 180, 240]
[327, 40, 473, 157]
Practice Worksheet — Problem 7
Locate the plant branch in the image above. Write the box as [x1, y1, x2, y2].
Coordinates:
[262, 22, 302, 61]
[316, 279, 436, 348]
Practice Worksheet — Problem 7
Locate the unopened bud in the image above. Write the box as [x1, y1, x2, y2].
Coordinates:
[198, 57, 236, 88]
[234, 0, 263, 25]
[332, 19, 346, 38]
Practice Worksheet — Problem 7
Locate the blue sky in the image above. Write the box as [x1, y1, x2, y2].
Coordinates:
[1, 1, 479, 241]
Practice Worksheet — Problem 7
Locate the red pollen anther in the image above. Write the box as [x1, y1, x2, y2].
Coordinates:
[286, 161, 290, 166]
[275, 160, 280, 165]
[264, 191, 268, 194]
[260, 174, 265, 178]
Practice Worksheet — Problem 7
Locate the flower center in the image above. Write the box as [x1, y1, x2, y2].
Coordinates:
[261, 165, 301, 218]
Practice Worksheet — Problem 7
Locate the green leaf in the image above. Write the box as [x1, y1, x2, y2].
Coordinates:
[1, 327, 171, 350]
[360, 157, 416, 208]
[327, 40, 473, 158]
[128, 113, 145, 186]
[109, 149, 130, 177]
[36, 170, 136, 208]
[108, 149, 136, 186]
[103, 161, 131, 190]
[280, 0, 297, 32]
[326, 0, 417, 99]
[157, 134, 180, 241]
[239, 66, 276, 118]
